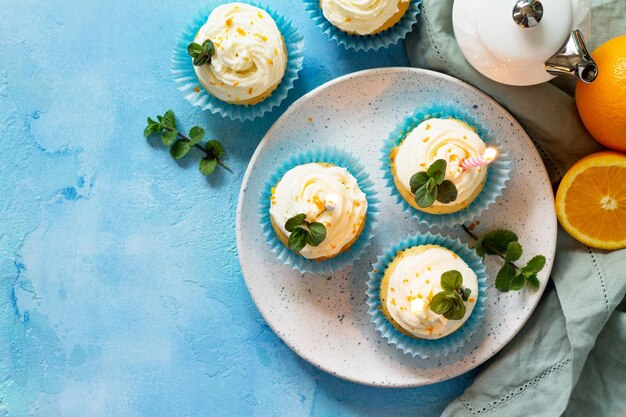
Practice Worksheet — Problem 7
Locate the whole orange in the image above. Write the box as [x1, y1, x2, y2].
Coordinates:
[576, 35, 626, 152]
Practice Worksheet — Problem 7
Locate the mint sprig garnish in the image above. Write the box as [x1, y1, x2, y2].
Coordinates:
[463, 226, 547, 292]
[144, 109, 232, 177]
[285, 213, 327, 252]
[429, 270, 470, 320]
[410, 159, 458, 208]
[187, 39, 215, 66]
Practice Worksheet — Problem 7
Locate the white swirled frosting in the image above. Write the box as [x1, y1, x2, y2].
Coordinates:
[385, 246, 478, 339]
[395, 118, 487, 206]
[320, 0, 409, 35]
[270, 163, 368, 259]
[193, 3, 287, 103]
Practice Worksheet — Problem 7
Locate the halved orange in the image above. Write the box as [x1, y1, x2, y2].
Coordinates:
[556, 152, 626, 250]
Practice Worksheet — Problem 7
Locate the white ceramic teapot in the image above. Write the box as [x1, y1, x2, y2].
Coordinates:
[452, 0, 598, 86]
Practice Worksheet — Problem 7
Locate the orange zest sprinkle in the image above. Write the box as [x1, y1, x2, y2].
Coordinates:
[390, 298, 397, 306]
[267, 58, 274, 65]
[469, 297, 475, 303]
[425, 124, 431, 130]
[225, 18, 233, 27]
[248, 87, 254, 95]
[307, 117, 313, 123]
[194, 86, 200, 93]
[345, 17, 352, 22]
[312, 195, 325, 210]
[257, 11, 263, 18]
[233, 81, 240, 87]
[237, 27, 246, 36]
[422, 136, 430, 143]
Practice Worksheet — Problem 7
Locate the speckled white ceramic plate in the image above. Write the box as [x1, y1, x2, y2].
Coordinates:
[236, 68, 557, 387]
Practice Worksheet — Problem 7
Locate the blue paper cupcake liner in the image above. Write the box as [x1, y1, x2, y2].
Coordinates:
[366, 232, 488, 358]
[259, 147, 381, 274]
[381, 103, 512, 229]
[171, 1, 304, 121]
[303, 0, 421, 51]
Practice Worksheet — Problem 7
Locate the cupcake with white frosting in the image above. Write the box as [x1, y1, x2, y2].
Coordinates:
[270, 163, 368, 260]
[366, 233, 487, 357]
[391, 118, 489, 214]
[172, 2, 304, 120]
[303, 0, 421, 51]
[380, 244, 478, 339]
[191, 3, 287, 105]
[260, 148, 380, 273]
[320, 0, 411, 35]
[382, 105, 512, 228]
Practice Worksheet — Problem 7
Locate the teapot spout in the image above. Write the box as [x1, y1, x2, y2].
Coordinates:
[545, 30, 598, 83]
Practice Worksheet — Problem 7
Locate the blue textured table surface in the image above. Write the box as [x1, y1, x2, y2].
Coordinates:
[0, 1, 477, 415]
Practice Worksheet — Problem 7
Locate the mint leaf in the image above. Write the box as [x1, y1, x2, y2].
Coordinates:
[477, 229, 519, 257]
[526, 274, 540, 288]
[201, 39, 215, 57]
[144, 117, 161, 137]
[522, 255, 546, 276]
[505, 241, 523, 262]
[287, 227, 307, 252]
[427, 159, 447, 184]
[199, 157, 217, 176]
[462, 287, 471, 301]
[306, 222, 326, 246]
[189, 126, 205, 145]
[437, 180, 458, 204]
[429, 291, 456, 315]
[410, 171, 429, 194]
[509, 273, 526, 291]
[441, 270, 463, 291]
[170, 139, 191, 160]
[415, 182, 437, 208]
[205, 140, 225, 159]
[495, 262, 516, 292]
[162, 130, 177, 146]
[444, 298, 466, 320]
[285, 213, 306, 232]
[162, 110, 176, 130]
[187, 42, 202, 58]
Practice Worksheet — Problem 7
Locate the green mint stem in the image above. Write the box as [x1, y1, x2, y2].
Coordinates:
[217, 160, 233, 173]
[163, 126, 231, 172]
[461, 225, 521, 270]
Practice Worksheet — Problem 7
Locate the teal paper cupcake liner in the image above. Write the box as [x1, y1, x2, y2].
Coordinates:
[366, 232, 488, 358]
[259, 147, 381, 274]
[171, 1, 304, 121]
[381, 103, 512, 228]
[303, 0, 421, 51]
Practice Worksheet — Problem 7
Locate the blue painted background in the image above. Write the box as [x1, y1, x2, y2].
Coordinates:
[0, 0, 477, 415]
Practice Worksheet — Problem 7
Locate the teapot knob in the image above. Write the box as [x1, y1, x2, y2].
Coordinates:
[513, 0, 544, 28]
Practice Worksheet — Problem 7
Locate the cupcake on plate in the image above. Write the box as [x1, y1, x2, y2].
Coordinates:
[269, 163, 368, 260]
[366, 233, 487, 358]
[319, 0, 411, 35]
[259, 147, 380, 274]
[391, 117, 491, 214]
[303, 0, 421, 51]
[172, 2, 304, 120]
[379, 244, 478, 339]
[190, 3, 287, 105]
[381, 105, 512, 228]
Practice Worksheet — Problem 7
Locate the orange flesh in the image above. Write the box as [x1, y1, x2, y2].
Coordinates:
[564, 166, 626, 242]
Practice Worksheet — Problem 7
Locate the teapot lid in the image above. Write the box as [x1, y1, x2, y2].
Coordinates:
[453, 0, 592, 86]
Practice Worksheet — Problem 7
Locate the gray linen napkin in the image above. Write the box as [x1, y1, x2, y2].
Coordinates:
[405, 1, 626, 415]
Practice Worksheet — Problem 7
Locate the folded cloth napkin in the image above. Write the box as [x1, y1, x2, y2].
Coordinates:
[406, 1, 626, 416]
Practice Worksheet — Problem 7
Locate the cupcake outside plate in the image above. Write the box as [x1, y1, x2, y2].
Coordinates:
[171, 1, 304, 121]
[303, 0, 421, 51]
